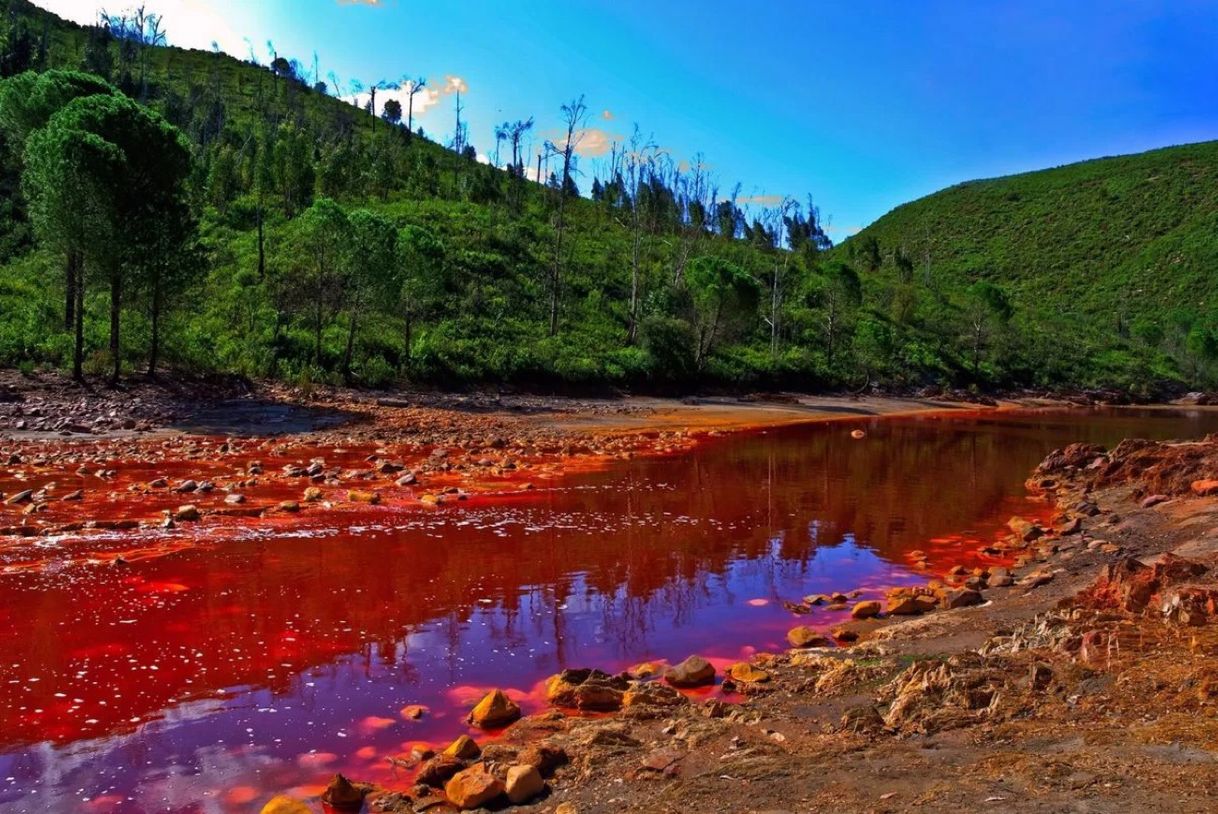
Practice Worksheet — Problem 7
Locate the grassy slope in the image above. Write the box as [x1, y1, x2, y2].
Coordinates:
[842, 141, 1218, 330]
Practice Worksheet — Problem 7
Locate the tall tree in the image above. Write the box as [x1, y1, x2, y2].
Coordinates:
[397, 225, 445, 364]
[404, 75, 427, 132]
[342, 209, 397, 381]
[24, 92, 193, 384]
[547, 94, 587, 335]
[293, 197, 350, 366]
[0, 70, 116, 334]
[685, 255, 760, 368]
[810, 261, 861, 363]
[963, 280, 1013, 377]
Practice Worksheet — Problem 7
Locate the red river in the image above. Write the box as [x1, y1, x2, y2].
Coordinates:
[1, 407, 1216, 812]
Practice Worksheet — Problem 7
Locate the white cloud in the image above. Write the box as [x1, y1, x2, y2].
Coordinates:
[33, 0, 248, 57]
[347, 79, 445, 120]
[543, 126, 621, 158]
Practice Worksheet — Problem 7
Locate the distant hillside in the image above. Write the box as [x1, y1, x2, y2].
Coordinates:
[839, 140, 1218, 351]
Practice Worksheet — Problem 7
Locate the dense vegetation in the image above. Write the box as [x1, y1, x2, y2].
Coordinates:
[0, 0, 1215, 395]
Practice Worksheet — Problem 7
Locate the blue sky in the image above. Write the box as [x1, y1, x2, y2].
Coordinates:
[36, 0, 1218, 240]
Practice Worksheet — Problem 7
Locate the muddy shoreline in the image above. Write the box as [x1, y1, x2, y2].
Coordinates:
[0, 369, 1071, 443]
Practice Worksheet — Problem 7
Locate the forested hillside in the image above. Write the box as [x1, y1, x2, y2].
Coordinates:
[0, 0, 1214, 395]
[838, 141, 1218, 391]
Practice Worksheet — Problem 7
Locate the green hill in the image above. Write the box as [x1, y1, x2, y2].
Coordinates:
[831, 141, 1218, 391]
[0, 0, 1215, 395]
[841, 141, 1218, 332]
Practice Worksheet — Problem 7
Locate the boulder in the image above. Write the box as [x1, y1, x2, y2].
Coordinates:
[850, 600, 882, 619]
[627, 660, 663, 678]
[787, 625, 833, 648]
[444, 734, 481, 760]
[505, 764, 545, 804]
[544, 668, 628, 711]
[621, 681, 688, 708]
[416, 754, 465, 787]
[664, 655, 715, 687]
[174, 504, 200, 521]
[517, 742, 568, 775]
[944, 587, 983, 609]
[886, 594, 922, 615]
[444, 765, 504, 810]
[1008, 516, 1043, 542]
[726, 662, 771, 684]
[320, 774, 366, 811]
[467, 688, 521, 728]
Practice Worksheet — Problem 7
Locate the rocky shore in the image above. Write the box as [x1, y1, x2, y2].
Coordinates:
[306, 434, 1218, 814]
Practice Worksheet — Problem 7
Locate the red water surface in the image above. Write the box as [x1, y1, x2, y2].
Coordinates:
[2, 407, 1217, 813]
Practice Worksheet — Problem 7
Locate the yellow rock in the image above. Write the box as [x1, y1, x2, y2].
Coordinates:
[467, 688, 521, 728]
[443, 734, 481, 759]
[727, 662, 771, 683]
[444, 765, 505, 809]
[259, 796, 311, 814]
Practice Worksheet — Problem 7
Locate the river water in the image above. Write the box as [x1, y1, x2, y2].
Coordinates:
[2, 407, 1217, 812]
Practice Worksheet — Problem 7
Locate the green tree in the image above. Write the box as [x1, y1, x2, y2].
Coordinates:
[24, 92, 192, 383]
[342, 209, 397, 381]
[807, 261, 861, 363]
[292, 197, 350, 366]
[963, 280, 1013, 378]
[398, 224, 445, 364]
[685, 255, 760, 368]
[0, 69, 116, 331]
[381, 97, 402, 126]
[1185, 323, 1218, 387]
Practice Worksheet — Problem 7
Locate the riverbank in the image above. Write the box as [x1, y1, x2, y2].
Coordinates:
[0, 369, 1037, 442]
[0, 374, 1036, 561]
[342, 432, 1218, 814]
